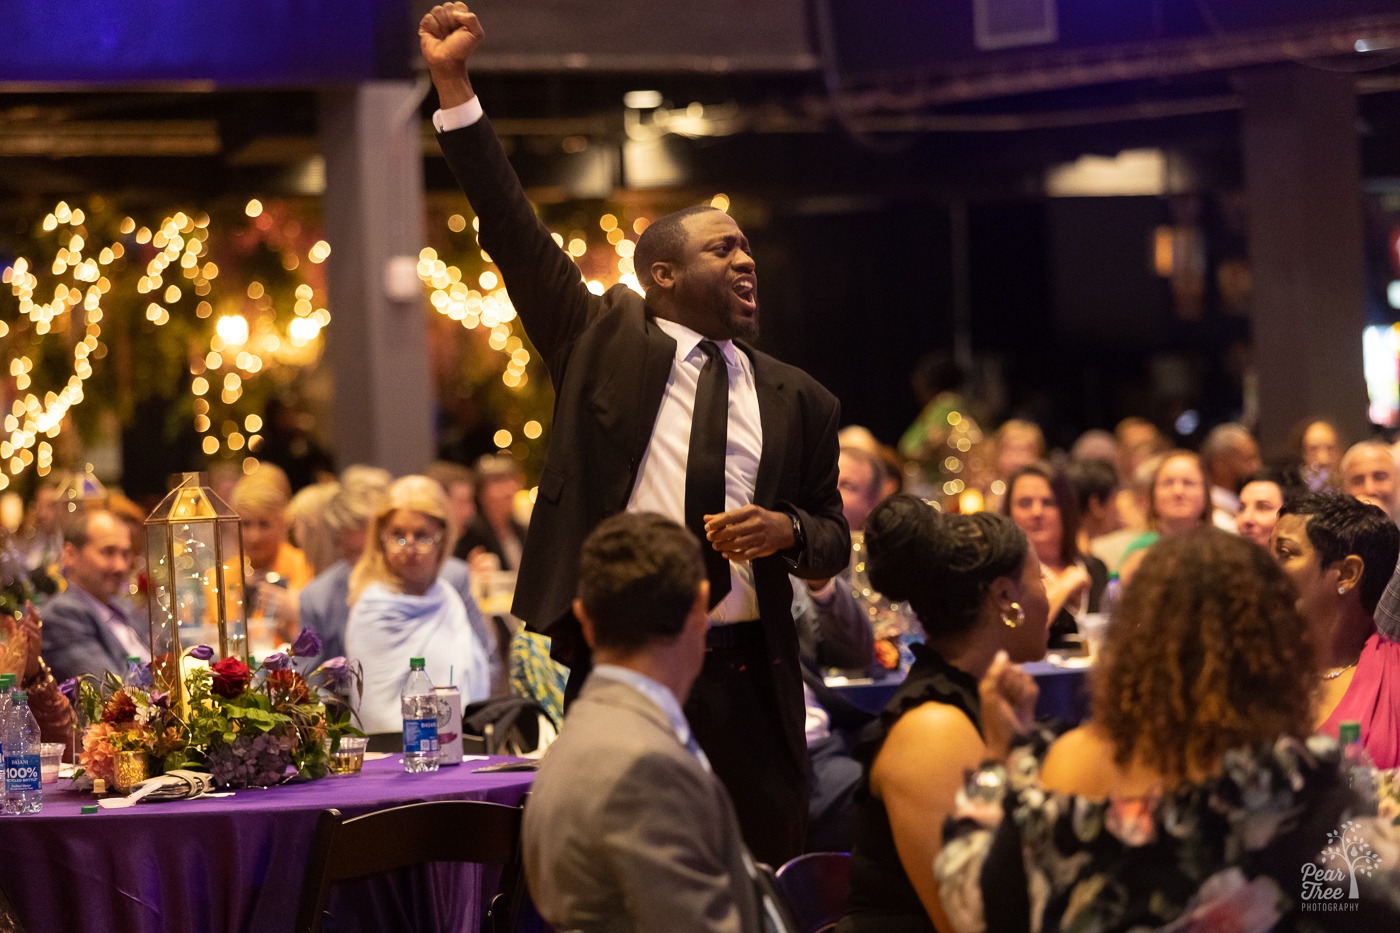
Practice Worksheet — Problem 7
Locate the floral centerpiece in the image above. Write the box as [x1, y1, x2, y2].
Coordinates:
[75, 630, 362, 789]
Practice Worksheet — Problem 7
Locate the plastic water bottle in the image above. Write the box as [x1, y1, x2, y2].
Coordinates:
[123, 656, 144, 686]
[1339, 720, 1379, 812]
[0, 674, 15, 764]
[401, 658, 440, 773]
[4, 692, 43, 814]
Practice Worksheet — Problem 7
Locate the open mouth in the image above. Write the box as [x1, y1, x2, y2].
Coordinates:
[732, 277, 757, 311]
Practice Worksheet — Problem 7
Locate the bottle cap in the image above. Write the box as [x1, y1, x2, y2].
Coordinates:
[409, 657, 425, 669]
[1339, 720, 1362, 744]
[81, 805, 99, 814]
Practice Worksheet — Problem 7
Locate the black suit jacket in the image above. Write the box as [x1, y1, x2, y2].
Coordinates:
[437, 117, 850, 767]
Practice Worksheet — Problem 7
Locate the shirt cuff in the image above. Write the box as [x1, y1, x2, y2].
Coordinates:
[433, 96, 485, 134]
[806, 578, 837, 605]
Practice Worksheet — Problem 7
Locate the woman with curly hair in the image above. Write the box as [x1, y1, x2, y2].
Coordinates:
[1273, 491, 1400, 767]
[837, 496, 1049, 933]
[937, 529, 1399, 931]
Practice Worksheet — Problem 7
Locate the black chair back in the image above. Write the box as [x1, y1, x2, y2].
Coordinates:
[295, 799, 525, 933]
[773, 851, 851, 933]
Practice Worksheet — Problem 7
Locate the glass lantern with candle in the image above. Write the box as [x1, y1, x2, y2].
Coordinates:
[145, 473, 247, 711]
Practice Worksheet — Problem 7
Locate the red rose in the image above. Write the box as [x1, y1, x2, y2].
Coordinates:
[210, 657, 252, 698]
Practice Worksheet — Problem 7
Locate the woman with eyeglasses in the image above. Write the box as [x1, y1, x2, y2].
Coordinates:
[345, 475, 491, 733]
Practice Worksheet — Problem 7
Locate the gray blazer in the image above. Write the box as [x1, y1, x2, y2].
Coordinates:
[41, 585, 139, 684]
[523, 676, 763, 933]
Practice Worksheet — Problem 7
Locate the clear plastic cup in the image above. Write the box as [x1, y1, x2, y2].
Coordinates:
[325, 736, 369, 775]
[1077, 612, 1109, 662]
[39, 742, 66, 784]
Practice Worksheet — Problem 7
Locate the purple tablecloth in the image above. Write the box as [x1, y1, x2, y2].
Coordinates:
[0, 754, 535, 933]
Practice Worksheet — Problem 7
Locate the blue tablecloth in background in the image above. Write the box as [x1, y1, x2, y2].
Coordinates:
[826, 659, 1091, 724]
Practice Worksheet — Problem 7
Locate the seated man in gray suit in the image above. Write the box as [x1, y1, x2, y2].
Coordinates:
[523, 512, 766, 933]
[42, 509, 148, 683]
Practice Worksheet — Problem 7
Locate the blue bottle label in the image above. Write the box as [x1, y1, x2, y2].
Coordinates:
[403, 718, 439, 754]
[5, 753, 40, 792]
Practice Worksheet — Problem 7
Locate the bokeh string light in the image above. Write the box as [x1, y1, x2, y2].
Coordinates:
[2, 199, 333, 485]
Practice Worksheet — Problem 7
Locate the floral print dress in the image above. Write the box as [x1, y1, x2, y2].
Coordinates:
[936, 736, 1400, 932]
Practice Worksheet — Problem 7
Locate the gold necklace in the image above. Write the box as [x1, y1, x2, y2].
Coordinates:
[1321, 660, 1358, 681]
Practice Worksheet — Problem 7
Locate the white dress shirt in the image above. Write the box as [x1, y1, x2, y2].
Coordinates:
[435, 98, 765, 622]
[625, 318, 762, 623]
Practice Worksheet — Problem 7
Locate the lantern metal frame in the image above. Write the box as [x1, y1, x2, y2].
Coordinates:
[144, 472, 247, 709]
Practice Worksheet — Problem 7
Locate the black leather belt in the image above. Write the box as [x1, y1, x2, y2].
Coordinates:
[706, 619, 763, 650]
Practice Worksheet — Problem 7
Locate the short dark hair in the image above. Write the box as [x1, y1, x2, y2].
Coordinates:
[1065, 457, 1118, 514]
[1279, 491, 1400, 615]
[634, 206, 721, 289]
[866, 494, 1028, 638]
[577, 512, 704, 652]
[61, 508, 106, 549]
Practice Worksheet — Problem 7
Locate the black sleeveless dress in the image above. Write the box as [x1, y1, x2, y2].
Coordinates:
[836, 644, 981, 933]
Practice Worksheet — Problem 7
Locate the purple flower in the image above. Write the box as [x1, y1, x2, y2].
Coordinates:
[313, 656, 349, 689]
[261, 652, 291, 671]
[290, 629, 322, 659]
[151, 692, 170, 709]
[189, 644, 215, 661]
[58, 677, 79, 703]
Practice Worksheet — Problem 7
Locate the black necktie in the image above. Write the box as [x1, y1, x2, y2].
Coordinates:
[686, 340, 731, 609]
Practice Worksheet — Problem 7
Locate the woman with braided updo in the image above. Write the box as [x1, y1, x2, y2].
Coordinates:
[937, 529, 1400, 932]
[838, 496, 1049, 933]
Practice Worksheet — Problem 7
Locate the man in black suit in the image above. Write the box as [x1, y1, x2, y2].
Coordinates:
[421, 3, 850, 865]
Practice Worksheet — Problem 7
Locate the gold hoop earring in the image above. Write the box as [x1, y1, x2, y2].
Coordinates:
[1002, 602, 1025, 629]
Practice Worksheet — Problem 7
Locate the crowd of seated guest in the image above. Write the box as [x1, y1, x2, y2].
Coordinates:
[11, 399, 1400, 930]
[936, 529, 1400, 930]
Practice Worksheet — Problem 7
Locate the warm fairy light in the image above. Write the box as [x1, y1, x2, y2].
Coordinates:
[523, 420, 542, 439]
[191, 377, 210, 396]
[599, 214, 618, 232]
[308, 240, 331, 263]
[448, 214, 467, 233]
[478, 271, 498, 290]
[245, 199, 263, 218]
[633, 218, 650, 235]
[242, 457, 259, 474]
[245, 414, 263, 433]
[494, 429, 513, 448]
[710, 194, 731, 212]
[203, 436, 220, 455]
[216, 314, 249, 345]
[288, 317, 321, 344]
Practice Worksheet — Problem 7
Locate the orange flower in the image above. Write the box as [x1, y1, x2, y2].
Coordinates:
[80, 722, 120, 784]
